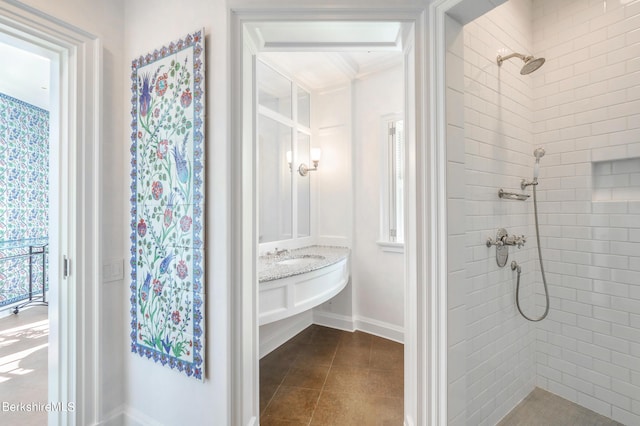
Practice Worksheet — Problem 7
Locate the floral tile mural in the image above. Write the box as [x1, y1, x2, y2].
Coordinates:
[130, 30, 205, 380]
[0, 93, 49, 308]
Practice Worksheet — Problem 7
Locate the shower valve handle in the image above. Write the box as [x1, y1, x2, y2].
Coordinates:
[502, 234, 526, 248]
[486, 237, 504, 248]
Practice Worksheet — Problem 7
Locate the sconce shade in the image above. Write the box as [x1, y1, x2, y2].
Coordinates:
[311, 148, 322, 162]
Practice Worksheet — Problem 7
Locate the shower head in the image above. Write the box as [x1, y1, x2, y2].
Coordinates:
[534, 147, 545, 161]
[497, 52, 546, 75]
[521, 57, 545, 75]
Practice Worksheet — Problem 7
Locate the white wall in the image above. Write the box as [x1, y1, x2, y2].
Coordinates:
[315, 84, 353, 247]
[14, 0, 127, 420]
[351, 65, 405, 335]
[451, 0, 640, 425]
[448, 1, 539, 424]
[312, 84, 355, 323]
[311, 67, 406, 340]
[123, 1, 229, 425]
[532, 0, 640, 424]
[464, 1, 538, 424]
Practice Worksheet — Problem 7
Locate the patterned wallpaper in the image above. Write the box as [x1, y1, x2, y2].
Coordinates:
[0, 92, 49, 241]
[0, 92, 49, 308]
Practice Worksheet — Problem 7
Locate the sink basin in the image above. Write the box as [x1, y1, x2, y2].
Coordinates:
[276, 255, 325, 267]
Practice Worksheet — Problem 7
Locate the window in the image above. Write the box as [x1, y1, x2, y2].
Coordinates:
[379, 115, 405, 252]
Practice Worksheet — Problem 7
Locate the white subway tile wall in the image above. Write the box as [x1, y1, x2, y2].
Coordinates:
[533, 0, 640, 424]
[450, 1, 539, 425]
[448, 0, 640, 424]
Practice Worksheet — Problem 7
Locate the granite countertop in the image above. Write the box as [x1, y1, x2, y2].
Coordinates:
[258, 245, 350, 283]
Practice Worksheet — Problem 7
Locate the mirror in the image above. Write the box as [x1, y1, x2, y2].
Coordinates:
[297, 132, 310, 237]
[258, 115, 292, 243]
[258, 61, 292, 119]
[298, 88, 310, 127]
[257, 60, 312, 245]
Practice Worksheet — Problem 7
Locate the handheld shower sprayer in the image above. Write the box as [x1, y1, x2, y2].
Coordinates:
[533, 147, 545, 180]
[522, 147, 546, 189]
[514, 146, 550, 322]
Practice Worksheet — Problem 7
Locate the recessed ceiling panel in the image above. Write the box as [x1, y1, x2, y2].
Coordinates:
[248, 21, 403, 51]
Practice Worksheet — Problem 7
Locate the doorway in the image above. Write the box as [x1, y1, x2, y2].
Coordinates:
[230, 6, 432, 425]
[254, 41, 407, 421]
[0, 2, 101, 424]
[0, 32, 55, 426]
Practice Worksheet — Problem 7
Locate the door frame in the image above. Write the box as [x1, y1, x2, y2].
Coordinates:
[0, 1, 101, 425]
[229, 4, 441, 425]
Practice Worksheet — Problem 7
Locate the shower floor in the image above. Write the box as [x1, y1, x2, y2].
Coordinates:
[498, 388, 624, 426]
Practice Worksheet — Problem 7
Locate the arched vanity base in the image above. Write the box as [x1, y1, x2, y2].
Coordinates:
[258, 246, 350, 326]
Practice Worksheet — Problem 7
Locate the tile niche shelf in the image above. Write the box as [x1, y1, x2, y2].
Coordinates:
[592, 157, 640, 202]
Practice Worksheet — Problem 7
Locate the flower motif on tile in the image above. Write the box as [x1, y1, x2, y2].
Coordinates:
[180, 215, 192, 232]
[130, 29, 205, 380]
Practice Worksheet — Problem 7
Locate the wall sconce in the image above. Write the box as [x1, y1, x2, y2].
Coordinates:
[298, 148, 322, 177]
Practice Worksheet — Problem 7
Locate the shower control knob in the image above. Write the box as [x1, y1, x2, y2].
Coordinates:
[486, 237, 504, 248]
[518, 235, 526, 248]
[501, 234, 527, 248]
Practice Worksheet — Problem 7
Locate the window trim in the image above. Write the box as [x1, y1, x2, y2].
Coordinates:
[378, 113, 405, 252]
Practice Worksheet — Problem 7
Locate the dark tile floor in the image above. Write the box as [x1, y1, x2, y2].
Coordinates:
[260, 325, 404, 426]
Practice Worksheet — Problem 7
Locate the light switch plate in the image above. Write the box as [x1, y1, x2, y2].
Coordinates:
[103, 258, 124, 282]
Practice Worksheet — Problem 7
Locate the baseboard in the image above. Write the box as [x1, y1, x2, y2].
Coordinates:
[96, 406, 126, 426]
[312, 309, 355, 332]
[259, 311, 313, 358]
[122, 406, 164, 426]
[354, 315, 404, 344]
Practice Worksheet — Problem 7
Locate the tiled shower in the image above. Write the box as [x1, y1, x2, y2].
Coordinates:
[447, 0, 640, 424]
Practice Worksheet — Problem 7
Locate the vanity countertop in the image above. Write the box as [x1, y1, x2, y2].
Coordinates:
[258, 245, 350, 283]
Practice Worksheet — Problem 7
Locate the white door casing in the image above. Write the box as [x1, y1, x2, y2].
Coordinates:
[0, 1, 101, 425]
[229, 3, 439, 425]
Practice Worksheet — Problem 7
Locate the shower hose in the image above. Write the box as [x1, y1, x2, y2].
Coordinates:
[514, 183, 550, 322]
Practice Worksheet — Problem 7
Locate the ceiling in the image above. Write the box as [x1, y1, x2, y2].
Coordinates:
[247, 21, 408, 90]
[0, 37, 50, 110]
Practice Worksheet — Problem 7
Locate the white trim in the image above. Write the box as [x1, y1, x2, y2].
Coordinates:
[97, 406, 126, 426]
[355, 54, 404, 81]
[377, 240, 405, 253]
[0, 2, 101, 425]
[379, 112, 405, 245]
[122, 406, 164, 426]
[354, 315, 404, 344]
[259, 311, 313, 358]
[230, 6, 430, 426]
[428, 2, 448, 424]
[257, 104, 311, 134]
[312, 311, 404, 343]
[312, 309, 355, 332]
[230, 15, 259, 426]
[260, 41, 400, 52]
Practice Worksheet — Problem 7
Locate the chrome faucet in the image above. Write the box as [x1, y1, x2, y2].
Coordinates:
[265, 247, 289, 256]
[486, 231, 526, 248]
[503, 234, 526, 248]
